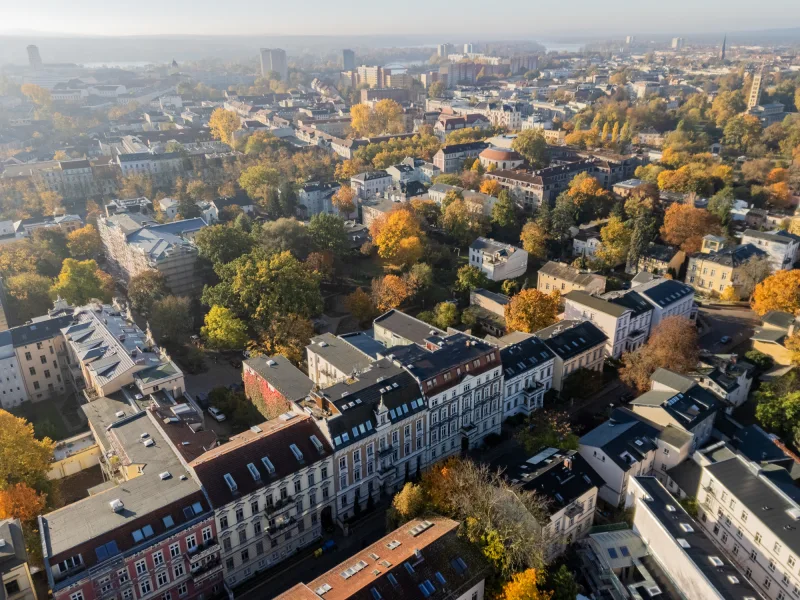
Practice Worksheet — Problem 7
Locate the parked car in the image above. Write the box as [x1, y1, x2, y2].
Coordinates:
[208, 407, 227, 422]
[195, 392, 209, 410]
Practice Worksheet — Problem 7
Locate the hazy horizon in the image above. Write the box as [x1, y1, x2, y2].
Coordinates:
[4, 0, 800, 38]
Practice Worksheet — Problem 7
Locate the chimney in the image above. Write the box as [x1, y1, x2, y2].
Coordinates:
[564, 457, 573, 470]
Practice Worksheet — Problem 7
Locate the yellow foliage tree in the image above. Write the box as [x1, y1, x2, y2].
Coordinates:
[519, 221, 548, 260]
[371, 275, 412, 312]
[331, 185, 357, 218]
[391, 482, 426, 523]
[345, 287, 378, 326]
[209, 108, 241, 144]
[751, 270, 800, 316]
[370, 207, 424, 263]
[480, 179, 502, 196]
[720, 286, 739, 302]
[500, 568, 552, 600]
[596, 215, 631, 267]
[0, 483, 46, 523]
[505, 289, 560, 333]
[67, 224, 102, 259]
[0, 411, 55, 491]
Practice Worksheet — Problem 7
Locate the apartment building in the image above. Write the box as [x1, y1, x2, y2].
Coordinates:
[572, 227, 602, 259]
[486, 160, 596, 208]
[536, 320, 607, 391]
[432, 142, 488, 173]
[306, 333, 374, 388]
[563, 290, 653, 359]
[742, 229, 800, 271]
[0, 331, 28, 409]
[501, 449, 602, 560]
[116, 153, 185, 187]
[11, 314, 72, 403]
[373, 310, 444, 349]
[298, 182, 341, 217]
[12, 214, 83, 239]
[300, 361, 427, 525]
[61, 302, 184, 399]
[277, 517, 489, 600]
[40, 407, 222, 600]
[0, 518, 37, 600]
[432, 113, 490, 141]
[242, 355, 314, 420]
[635, 243, 685, 277]
[627, 277, 696, 329]
[390, 333, 504, 460]
[350, 171, 392, 199]
[693, 353, 755, 410]
[537, 261, 607, 295]
[190, 414, 334, 588]
[694, 453, 800, 600]
[97, 212, 207, 297]
[468, 237, 528, 282]
[752, 311, 798, 367]
[686, 242, 768, 297]
[499, 335, 554, 417]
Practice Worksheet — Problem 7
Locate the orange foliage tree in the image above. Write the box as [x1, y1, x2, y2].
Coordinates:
[751, 270, 800, 316]
[370, 207, 425, 267]
[505, 289, 560, 333]
[500, 568, 552, 600]
[371, 275, 413, 311]
[660, 203, 721, 253]
[331, 184, 357, 218]
[0, 483, 46, 523]
[480, 179, 502, 196]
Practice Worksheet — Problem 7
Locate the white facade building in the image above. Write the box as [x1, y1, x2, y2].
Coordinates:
[468, 237, 528, 282]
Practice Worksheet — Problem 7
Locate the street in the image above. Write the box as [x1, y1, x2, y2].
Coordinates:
[697, 304, 759, 354]
[234, 507, 388, 599]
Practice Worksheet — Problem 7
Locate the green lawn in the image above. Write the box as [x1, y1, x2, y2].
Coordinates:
[11, 397, 77, 441]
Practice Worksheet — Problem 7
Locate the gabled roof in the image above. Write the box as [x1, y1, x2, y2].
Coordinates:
[244, 355, 314, 402]
[500, 335, 555, 378]
[536, 320, 607, 360]
[538, 261, 605, 287]
[635, 278, 694, 308]
[563, 290, 628, 318]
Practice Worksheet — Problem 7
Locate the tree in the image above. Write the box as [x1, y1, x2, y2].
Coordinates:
[544, 565, 579, 600]
[255, 314, 314, 366]
[150, 296, 192, 344]
[737, 255, 773, 300]
[345, 288, 378, 326]
[741, 158, 773, 183]
[407, 263, 434, 294]
[176, 197, 201, 220]
[307, 213, 349, 255]
[428, 81, 446, 99]
[707, 187, 735, 225]
[208, 108, 240, 144]
[500, 569, 551, 600]
[505, 289, 560, 333]
[442, 199, 489, 246]
[512, 130, 550, 169]
[239, 165, 280, 204]
[5, 274, 52, 323]
[350, 100, 404, 137]
[20, 84, 51, 107]
[258, 218, 311, 259]
[371, 275, 413, 311]
[660, 203, 721, 253]
[425, 302, 459, 329]
[331, 185, 357, 218]
[723, 114, 763, 153]
[626, 215, 657, 273]
[492, 190, 517, 230]
[391, 482, 426, 523]
[0, 483, 46, 523]
[50, 259, 113, 305]
[127, 271, 170, 316]
[455, 265, 489, 293]
[596, 215, 631, 267]
[194, 224, 254, 266]
[516, 410, 578, 453]
[756, 390, 800, 446]
[203, 250, 323, 329]
[720, 286, 739, 301]
[620, 316, 699, 393]
[0, 410, 54, 492]
[751, 270, 800, 316]
[566, 173, 614, 222]
[66, 225, 102, 259]
[519, 221, 548, 260]
[371, 207, 425, 263]
[201, 306, 249, 350]
[481, 179, 502, 197]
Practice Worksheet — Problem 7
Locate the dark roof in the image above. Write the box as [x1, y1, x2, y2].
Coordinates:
[641, 243, 680, 263]
[538, 261, 604, 287]
[609, 290, 653, 317]
[374, 310, 444, 345]
[637, 279, 694, 308]
[355, 170, 390, 181]
[308, 333, 374, 377]
[316, 370, 424, 450]
[190, 414, 332, 507]
[498, 449, 603, 514]
[690, 243, 767, 267]
[563, 290, 628, 318]
[338, 332, 387, 360]
[391, 333, 500, 386]
[762, 311, 797, 330]
[500, 335, 555, 379]
[535, 320, 607, 360]
[580, 414, 659, 472]
[666, 458, 702, 496]
[732, 424, 790, 464]
[244, 355, 314, 402]
[632, 374, 720, 431]
[10, 314, 73, 348]
[705, 457, 800, 562]
[438, 141, 488, 154]
[744, 229, 800, 245]
[633, 476, 763, 600]
[0, 518, 28, 573]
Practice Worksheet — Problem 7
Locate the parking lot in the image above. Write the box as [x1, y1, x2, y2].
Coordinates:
[697, 304, 760, 354]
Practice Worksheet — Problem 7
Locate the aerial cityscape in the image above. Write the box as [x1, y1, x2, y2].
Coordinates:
[1, 8, 800, 600]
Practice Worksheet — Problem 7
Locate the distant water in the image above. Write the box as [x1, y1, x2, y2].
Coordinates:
[541, 42, 585, 53]
[81, 61, 157, 69]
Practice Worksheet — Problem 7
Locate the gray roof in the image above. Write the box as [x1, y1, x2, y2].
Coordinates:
[743, 229, 800, 245]
[470, 237, 520, 255]
[580, 416, 659, 472]
[762, 311, 797, 331]
[535, 320, 607, 360]
[563, 290, 628, 318]
[690, 243, 767, 267]
[500, 336, 555, 378]
[752, 327, 787, 344]
[472, 288, 509, 306]
[244, 355, 313, 402]
[337, 332, 386, 360]
[373, 309, 444, 345]
[308, 332, 374, 377]
[609, 290, 653, 317]
[538, 261, 604, 287]
[0, 518, 28, 573]
[10, 314, 72, 348]
[650, 368, 695, 393]
[635, 278, 694, 308]
[666, 458, 702, 496]
[428, 183, 463, 194]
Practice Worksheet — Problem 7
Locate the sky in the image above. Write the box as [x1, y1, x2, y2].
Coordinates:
[3, 0, 800, 37]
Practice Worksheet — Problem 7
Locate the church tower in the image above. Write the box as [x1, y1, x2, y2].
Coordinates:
[719, 34, 727, 61]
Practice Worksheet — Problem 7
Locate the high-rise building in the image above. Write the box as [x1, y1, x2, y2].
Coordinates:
[748, 65, 764, 110]
[26, 45, 42, 70]
[464, 42, 474, 54]
[259, 47, 287, 81]
[625, 35, 635, 45]
[671, 37, 684, 50]
[356, 65, 385, 88]
[342, 48, 355, 71]
[720, 34, 727, 61]
[436, 43, 452, 58]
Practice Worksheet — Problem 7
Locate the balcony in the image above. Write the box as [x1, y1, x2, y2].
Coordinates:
[265, 496, 294, 516]
[191, 558, 223, 583]
[267, 516, 296, 538]
[378, 444, 394, 459]
[187, 538, 219, 561]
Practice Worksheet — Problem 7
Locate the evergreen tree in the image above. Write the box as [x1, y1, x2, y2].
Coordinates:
[627, 214, 656, 273]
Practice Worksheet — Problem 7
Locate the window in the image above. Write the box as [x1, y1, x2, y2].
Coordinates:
[169, 542, 180, 558]
[223, 537, 232, 551]
[153, 551, 164, 567]
[140, 580, 152, 596]
[157, 571, 169, 587]
[220, 515, 228, 529]
[241, 549, 249, 563]
[202, 526, 213, 542]
[178, 583, 188, 597]
[235, 507, 244, 522]
[118, 568, 130, 583]
[294, 480, 302, 494]
[308, 472, 315, 487]
[135, 559, 147, 575]
[185, 534, 197, 551]
[24, 352, 31, 360]
[251, 499, 259, 515]
[239, 530, 247, 544]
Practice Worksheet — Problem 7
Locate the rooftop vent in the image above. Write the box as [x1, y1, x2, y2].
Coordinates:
[250, 425, 263, 434]
[261, 456, 276, 475]
[110, 499, 124, 512]
[159, 471, 171, 480]
[266, 359, 276, 366]
[140, 432, 150, 439]
[290, 444, 304, 463]
[143, 439, 155, 447]
[115, 411, 125, 418]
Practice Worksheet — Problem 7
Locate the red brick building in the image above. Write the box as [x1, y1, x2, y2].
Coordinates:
[242, 355, 313, 419]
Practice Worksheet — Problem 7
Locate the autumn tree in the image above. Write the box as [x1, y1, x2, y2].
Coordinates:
[491, 189, 517, 232]
[307, 213, 349, 256]
[254, 314, 314, 365]
[442, 199, 489, 246]
[500, 569, 552, 600]
[371, 274, 412, 311]
[480, 179, 502, 197]
[194, 224, 254, 266]
[345, 287, 378, 326]
[512, 130, 550, 169]
[50, 259, 113, 305]
[565, 172, 614, 223]
[331, 184, 357, 218]
[626, 215, 657, 273]
[239, 165, 280, 205]
[737, 254, 773, 300]
[519, 220, 548, 260]
[258, 218, 311, 259]
[5, 273, 52, 323]
[516, 409, 578, 453]
[391, 482, 427, 524]
[723, 114, 763, 153]
[370, 207, 425, 266]
[20, 84, 51, 107]
[201, 306, 249, 350]
[428, 81, 446, 99]
[127, 271, 170, 316]
[751, 270, 800, 316]
[660, 203, 721, 253]
[209, 108, 241, 144]
[419, 302, 459, 330]
[596, 215, 631, 267]
[455, 265, 489, 293]
[505, 289, 560, 333]
[0, 411, 54, 492]
[66, 224, 102, 259]
[150, 296, 192, 345]
[620, 316, 699, 393]
[0, 483, 47, 523]
[350, 100, 404, 137]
